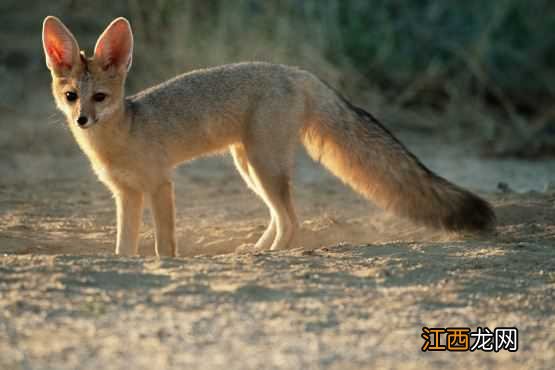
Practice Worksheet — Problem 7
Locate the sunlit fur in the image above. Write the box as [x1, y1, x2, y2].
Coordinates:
[43, 16, 495, 257]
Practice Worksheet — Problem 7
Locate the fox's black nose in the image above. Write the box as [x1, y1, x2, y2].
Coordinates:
[76, 116, 88, 126]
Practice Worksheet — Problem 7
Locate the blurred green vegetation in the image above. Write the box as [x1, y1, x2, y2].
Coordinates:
[1, 0, 554, 156]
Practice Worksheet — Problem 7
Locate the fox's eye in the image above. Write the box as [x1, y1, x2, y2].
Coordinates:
[65, 91, 78, 102]
[93, 93, 107, 102]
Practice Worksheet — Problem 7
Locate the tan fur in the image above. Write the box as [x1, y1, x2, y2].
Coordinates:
[43, 16, 495, 257]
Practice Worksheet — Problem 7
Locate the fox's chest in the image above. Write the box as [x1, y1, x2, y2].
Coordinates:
[92, 158, 171, 193]
[93, 163, 146, 190]
[73, 126, 170, 192]
[83, 145, 161, 192]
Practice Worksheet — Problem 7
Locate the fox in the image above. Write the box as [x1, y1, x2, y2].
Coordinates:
[42, 16, 495, 257]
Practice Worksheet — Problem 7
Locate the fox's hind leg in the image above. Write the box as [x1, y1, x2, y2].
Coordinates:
[235, 96, 303, 250]
[230, 144, 276, 249]
[241, 135, 299, 251]
[246, 155, 297, 250]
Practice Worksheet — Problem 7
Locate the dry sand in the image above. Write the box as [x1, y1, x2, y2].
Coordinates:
[1, 133, 554, 369]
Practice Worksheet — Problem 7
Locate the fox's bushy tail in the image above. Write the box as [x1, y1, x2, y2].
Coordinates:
[302, 83, 495, 232]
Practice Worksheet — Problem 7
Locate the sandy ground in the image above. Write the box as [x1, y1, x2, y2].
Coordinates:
[1, 133, 554, 369]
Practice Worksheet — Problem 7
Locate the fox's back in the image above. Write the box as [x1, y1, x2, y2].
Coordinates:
[124, 62, 313, 163]
[128, 62, 307, 127]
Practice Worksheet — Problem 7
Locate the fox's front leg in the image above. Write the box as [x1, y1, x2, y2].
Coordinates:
[149, 181, 177, 257]
[115, 186, 144, 256]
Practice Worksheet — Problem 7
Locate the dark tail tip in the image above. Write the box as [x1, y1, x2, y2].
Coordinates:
[443, 191, 496, 233]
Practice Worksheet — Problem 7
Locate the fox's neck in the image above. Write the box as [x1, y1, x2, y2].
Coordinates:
[70, 101, 131, 169]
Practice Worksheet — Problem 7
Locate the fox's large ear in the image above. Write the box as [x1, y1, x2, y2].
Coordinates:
[42, 16, 80, 74]
[93, 17, 133, 73]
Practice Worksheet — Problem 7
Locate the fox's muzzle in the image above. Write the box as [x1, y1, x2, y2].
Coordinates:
[77, 116, 88, 127]
[75, 115, 97, 129]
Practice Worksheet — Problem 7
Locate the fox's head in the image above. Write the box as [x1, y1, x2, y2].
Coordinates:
[42, 16, 133, 129]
